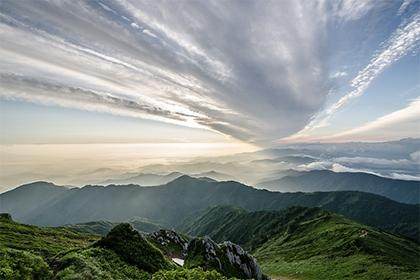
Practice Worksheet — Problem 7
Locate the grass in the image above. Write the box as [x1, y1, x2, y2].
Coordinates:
[181, 205, 420, 280]
[54, 247, 150, 280]
[254, 212, 420, 279]
[0, 214, 99, 260]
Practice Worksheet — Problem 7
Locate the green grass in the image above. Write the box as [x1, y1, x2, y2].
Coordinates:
[254, 212, 420, 279]
[0, 248, 52, 280]
[182, 206, 420, 280]
[151, 268, 230, 279]
[95, 223, 174, 273]
[0, 215, 99, 260]
[54, 247, 150, 280]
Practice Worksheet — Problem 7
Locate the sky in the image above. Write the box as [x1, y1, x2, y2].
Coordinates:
[0, 0, 419, 189]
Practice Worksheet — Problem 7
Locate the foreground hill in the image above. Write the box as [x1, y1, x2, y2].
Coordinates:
[66, 218, 162, 235]
[0, 213, 258, 279]
[1, 176, 419, 241]
[181, 206, 420, 280]
[257, 170, 420, 204]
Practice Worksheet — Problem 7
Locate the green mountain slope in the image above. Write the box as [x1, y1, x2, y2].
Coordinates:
[0, 213, 98, 260]
[257, 170, 420, 204]
[2, 176, 419, 241]
[0, 214, 230, 279]
[66, 218, 162, 235]
[0, 181, 68, 221]
[181, 206, 420, 280]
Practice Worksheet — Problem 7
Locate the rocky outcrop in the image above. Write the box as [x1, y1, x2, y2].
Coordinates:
[148, 229, 189, 258]
[185, 237, 269, 280]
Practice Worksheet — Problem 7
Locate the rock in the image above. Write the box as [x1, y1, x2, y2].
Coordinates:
[185, 236, 269, 280]
[149, 229, 189, 258]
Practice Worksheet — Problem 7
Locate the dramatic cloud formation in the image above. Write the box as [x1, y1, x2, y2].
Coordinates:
[0, 0, 419, 145]
[0, 0, 333, 144]
[288, 8, 420, 140]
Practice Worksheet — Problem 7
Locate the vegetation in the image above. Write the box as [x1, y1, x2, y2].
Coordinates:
[183, 205, 420, 280]
[0, 213, 98, 260]
[54, 248, 150, 280]
[95, 223, 174, 273]
[151, 268, 230, 280]
[66, 218, 162, 236]
[0, 248, 52, 280]
[2, 176, 418, 241]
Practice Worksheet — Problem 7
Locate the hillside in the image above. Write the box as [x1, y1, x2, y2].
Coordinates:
[1, 176, 419, 242]
[257, 170, 420, 204]
[66, 218, 162, 235]
[181, 206, 420, 280]
[0, 181, 68, 221]
[0, 213, 259, 279]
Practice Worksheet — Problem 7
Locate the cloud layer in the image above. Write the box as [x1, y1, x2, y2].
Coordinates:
[0, 0, 334, 144]
[0, 0, 418, 145]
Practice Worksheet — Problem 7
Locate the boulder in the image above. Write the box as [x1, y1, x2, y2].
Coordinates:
[185, 236, 269, 280]
[149, 229, 189, 258]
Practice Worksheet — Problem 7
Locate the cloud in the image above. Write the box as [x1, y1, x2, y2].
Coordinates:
[330, 71, 348, 78]
[328, 98, 420, 141]
[390, 172, 420, 181]
[0, 0, 334, 144]
[288, 11, 420, 139]
[398, 0, 415, 15]
[331, 0, 376, 21]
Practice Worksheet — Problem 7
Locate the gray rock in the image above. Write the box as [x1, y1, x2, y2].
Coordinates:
[185, 236, 269, 280]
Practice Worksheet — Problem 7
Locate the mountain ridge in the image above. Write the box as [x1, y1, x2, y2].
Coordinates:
[257, 169, 420, 204]
[1, 176, 419, 242]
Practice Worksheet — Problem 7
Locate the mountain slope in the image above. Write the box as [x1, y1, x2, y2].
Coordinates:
[0, 214, 230, 279]
[0, 181, 68, 220]
[2, 176, 419, 241]
[257, 170, 420, 204]
[181, 206, 420, 280]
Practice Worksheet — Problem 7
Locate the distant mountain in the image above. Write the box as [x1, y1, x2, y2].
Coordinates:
[181, 206, 420, 280]
[100, 170, 234, 186]
[191, 170, 234, 181]
[100, 172, 183, 186]
[1, 176, 419, 241]
[0, 181, 68, 220]
[257, 170, 420, 204]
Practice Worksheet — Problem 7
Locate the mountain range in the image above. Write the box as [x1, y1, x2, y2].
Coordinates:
[1, 176, 419, 242]
[257, 169, 420, 204]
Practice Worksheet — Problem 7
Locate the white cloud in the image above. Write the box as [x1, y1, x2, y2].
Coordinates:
[331, 0, 376, 21]
[330, 71, 348, 78]
[0, 0, 333, 144]
[328, 98, 420, 141]
[398, 0, 415, 15]
[390, 172, 420, 181]
[130, 22, 140, 29]
[410, 150, 420, 162]
[288, 11, 420, 139]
